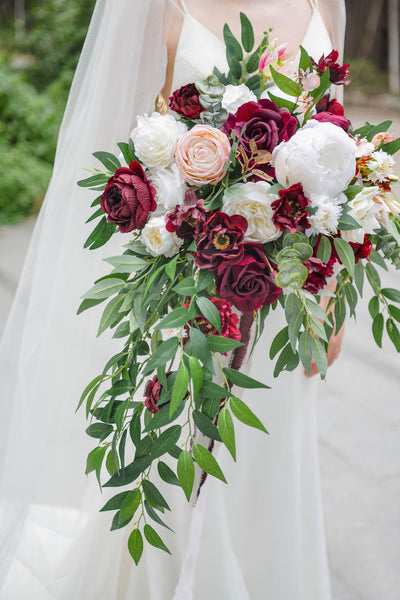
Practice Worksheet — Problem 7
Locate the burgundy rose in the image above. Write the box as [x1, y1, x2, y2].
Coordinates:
[302, 257, 334, 294]
[169, 83, 204, 120]
[100, 161, 156, 233]
[165, 190, 207, 239]
[222, 99, 297, 175]
[312, 111, 351, 132]
[195, 211, 247, 270]
[271, 183, 311, 232]
[144, 372, 173, 413]
[183, 297, 241, 343]
[314, 50, 350, 85]
[316, 94, 345, 116]
[216, 244, 281, 313]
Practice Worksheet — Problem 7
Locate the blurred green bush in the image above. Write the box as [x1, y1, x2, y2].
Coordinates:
[0, 0, 95, 223]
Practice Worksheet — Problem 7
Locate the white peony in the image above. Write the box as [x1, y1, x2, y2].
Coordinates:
[140, 216, 183, 257]
[148, 162, 186, 215]
[221, 84, 257, 114]
[131, 112, 187, 169]
[272, 121, 357, 199]
[307, 194, 342, 236]
[222, 181, 281, 243]
[341, 186, 381, 244]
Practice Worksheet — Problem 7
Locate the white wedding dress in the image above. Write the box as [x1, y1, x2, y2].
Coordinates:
[0, 1, 345, 598]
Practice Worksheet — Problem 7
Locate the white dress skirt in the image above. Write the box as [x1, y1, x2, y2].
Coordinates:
[0, 0, 345, 597]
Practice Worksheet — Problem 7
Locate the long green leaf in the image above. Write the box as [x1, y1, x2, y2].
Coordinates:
[144, 524, 171, 554]
[230, 396, 268, 433]
[218, 407, 236, 460]
[223, 367, 269, 389]
[193, 444, 227, 483]
[177, 450, 195, 501]
[128, 529, 143, 565]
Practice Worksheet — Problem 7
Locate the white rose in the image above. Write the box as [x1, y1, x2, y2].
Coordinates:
[341, 186, 381, 244]
[272, 121, 357, 199]
[131, 112, 187, 169]
[221, 84, 257, 114]
[222, 181, 281, 243]
[140, 216, 183, 257]
[148, 162, 186, 215]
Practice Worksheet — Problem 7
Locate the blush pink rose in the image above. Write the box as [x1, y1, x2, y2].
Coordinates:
[175, 124, 231, 186]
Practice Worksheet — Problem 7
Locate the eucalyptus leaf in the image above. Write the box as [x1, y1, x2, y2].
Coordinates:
[372, 313, 384, 347]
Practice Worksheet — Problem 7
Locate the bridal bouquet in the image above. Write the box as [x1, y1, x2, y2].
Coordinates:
[77, 14, 400, 563]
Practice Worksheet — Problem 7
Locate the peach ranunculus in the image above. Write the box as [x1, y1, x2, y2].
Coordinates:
[174, 124, 231, 186]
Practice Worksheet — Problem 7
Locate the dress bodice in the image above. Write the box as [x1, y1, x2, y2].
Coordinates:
[170, 0, 333, 92]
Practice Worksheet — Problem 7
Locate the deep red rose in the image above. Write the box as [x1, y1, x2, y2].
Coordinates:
[144, 372, 174, 413]
[314, 50, 350, 85]
[271, 183, 311, 232]
[302, 257, 334, 294]
[195, 211, 247, 270]
[312, 111, 351, 132]
[216, 244, 281, 313]
[222, 99, 297, 175]
[100, 161, 156, 233]
[165, 190, 208, 239]
[183, 297, 241, 344]
[169, 83, 204, 120]
[316, 94, 345, 116]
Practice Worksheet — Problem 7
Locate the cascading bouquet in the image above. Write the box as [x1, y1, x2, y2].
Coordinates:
[77, 14, 400, 564]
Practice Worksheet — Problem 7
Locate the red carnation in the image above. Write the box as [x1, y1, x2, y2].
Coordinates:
[165, 190, 207, 239]
[169, 83, 204, 120]
[100, 161, 156, 233]
[195, 212, 247, 270]
[222, 99, 297, 176]
[314, 50, 350, 86]
[302, 257, 334, 294]
[271, 183, 311, 232]
[216, 244, 281, 313]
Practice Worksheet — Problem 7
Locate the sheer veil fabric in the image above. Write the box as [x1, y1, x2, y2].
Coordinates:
[0, 1, 346, 598]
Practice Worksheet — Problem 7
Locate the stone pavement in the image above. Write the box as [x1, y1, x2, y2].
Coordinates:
[0, 104, 399, 599]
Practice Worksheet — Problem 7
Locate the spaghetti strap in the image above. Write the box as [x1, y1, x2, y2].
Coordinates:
[168, 0, 189, 15]
[307, 0, 318, 10]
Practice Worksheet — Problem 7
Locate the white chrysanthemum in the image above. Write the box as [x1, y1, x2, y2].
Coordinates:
[221, 84, 256, 114]
[307, 194, 342, 235]
[367, 150, 396, 183]
[272, 121, 357, 199]
[131, 112, 187, 169]
[342, 186, 381, 244]
[140, 216, 183, 257]
[148, 162, 186, 215]
[222, 181, 281, 243]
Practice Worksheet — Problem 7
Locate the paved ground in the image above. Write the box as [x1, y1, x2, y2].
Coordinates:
[0, 103, 399, 599]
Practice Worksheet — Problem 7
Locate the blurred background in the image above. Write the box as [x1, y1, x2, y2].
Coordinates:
[0, 1, 399, 599]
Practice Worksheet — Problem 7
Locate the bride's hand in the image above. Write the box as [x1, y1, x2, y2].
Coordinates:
[304, 277, 345, 378]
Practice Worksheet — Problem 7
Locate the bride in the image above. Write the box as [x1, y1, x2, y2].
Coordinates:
[0, 0, 345, 598]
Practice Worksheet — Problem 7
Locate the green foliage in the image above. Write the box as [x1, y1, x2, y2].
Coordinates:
[0, 0, 95, 222]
